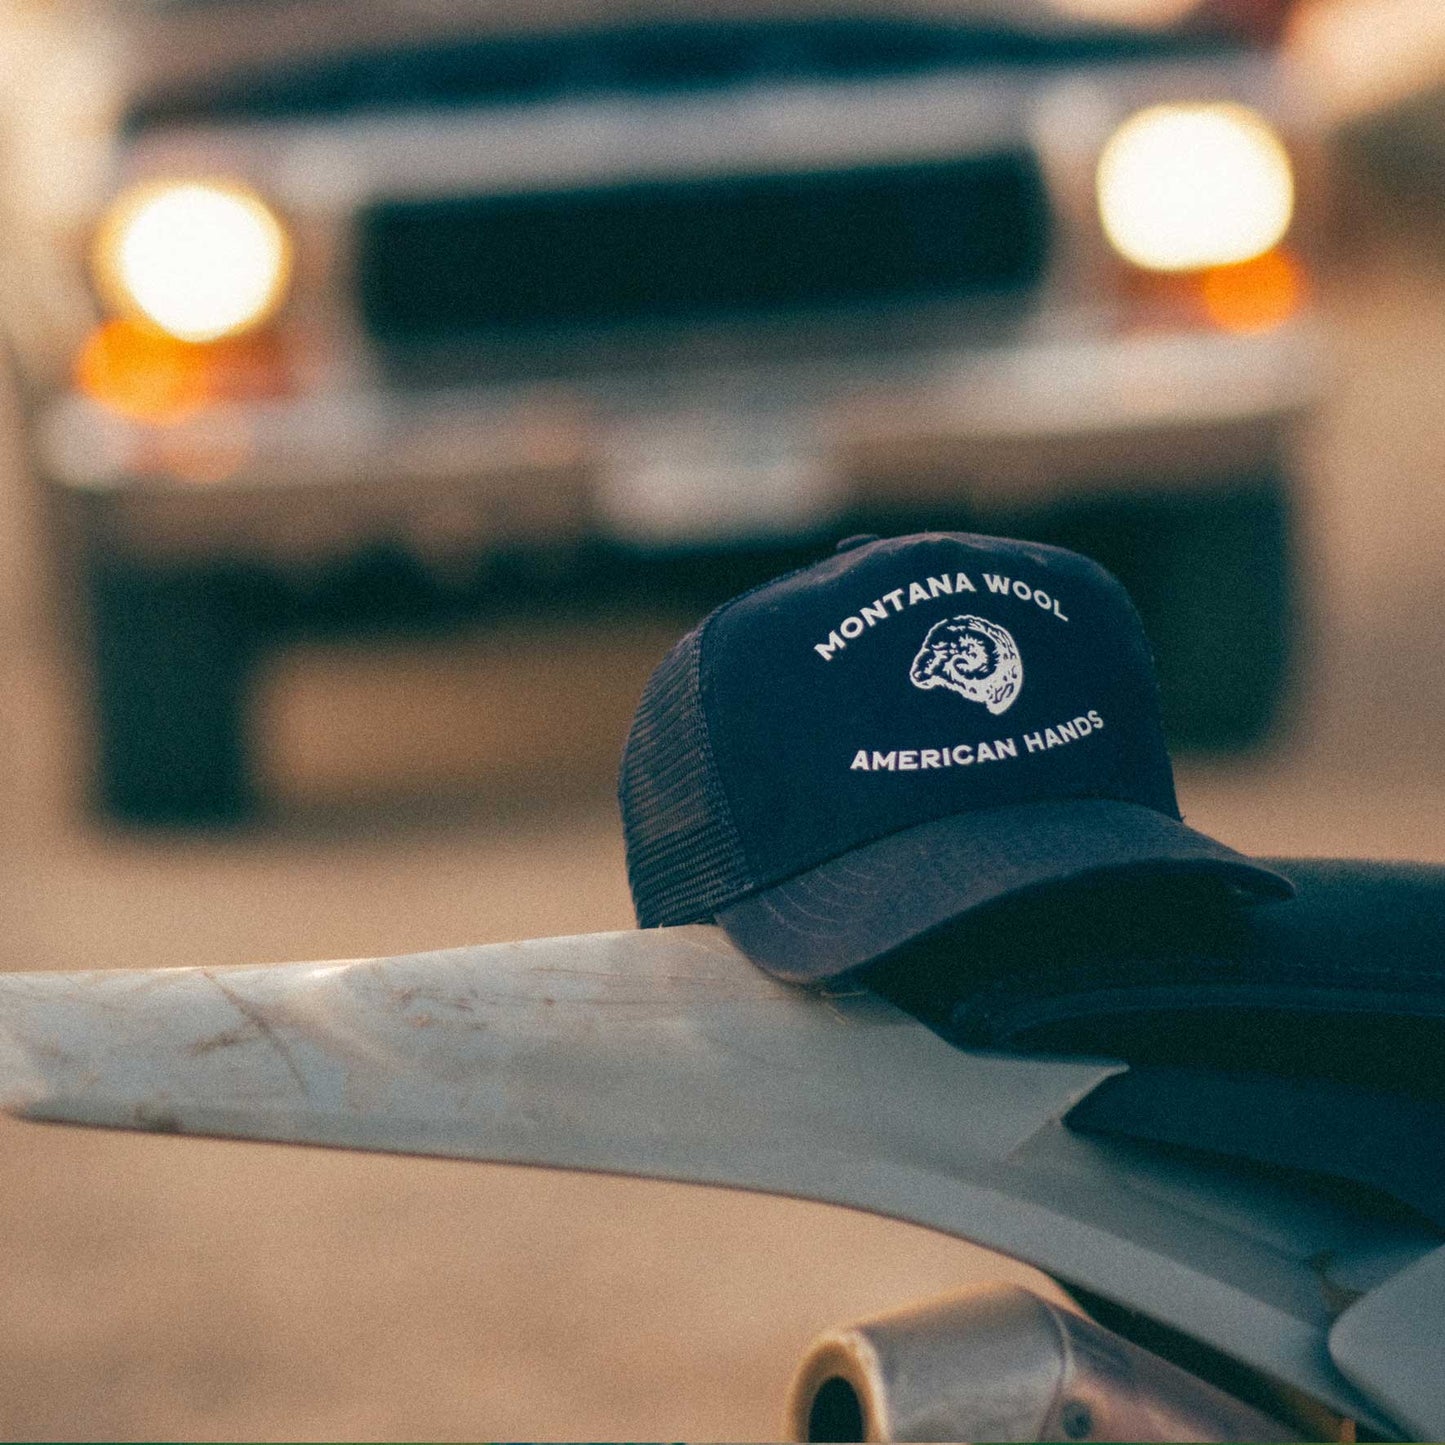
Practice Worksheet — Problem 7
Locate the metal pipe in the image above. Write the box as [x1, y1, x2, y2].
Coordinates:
[786, 1284, 1302, 1442]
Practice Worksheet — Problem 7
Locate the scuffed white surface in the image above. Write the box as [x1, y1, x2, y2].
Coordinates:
[0, 925, 1417, 1429]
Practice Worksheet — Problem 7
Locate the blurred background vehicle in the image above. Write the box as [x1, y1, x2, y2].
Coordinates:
[4, 0, 1315, 822]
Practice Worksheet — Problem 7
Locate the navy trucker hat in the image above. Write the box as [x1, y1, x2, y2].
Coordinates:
[619, 532, 1292, 983]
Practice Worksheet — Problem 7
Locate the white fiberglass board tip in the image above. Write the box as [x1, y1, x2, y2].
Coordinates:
[0, 925, 1421, 1431]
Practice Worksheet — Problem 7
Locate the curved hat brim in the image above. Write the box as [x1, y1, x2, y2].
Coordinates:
[715, 797, 1294, 984]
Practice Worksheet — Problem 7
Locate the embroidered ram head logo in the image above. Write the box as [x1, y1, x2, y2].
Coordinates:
[909, 615, 1023, 716]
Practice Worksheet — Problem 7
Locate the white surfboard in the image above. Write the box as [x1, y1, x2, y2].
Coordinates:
[0, 924, 1434, 1434]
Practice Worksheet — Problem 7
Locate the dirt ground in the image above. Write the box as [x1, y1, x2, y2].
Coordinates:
[1, 223, 1444, 1439]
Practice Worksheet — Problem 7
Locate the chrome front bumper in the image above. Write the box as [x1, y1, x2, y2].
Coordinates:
[42, 319, 1319, 565]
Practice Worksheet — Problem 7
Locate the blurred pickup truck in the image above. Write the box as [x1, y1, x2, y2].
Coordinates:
[4, 0, 1317, 822]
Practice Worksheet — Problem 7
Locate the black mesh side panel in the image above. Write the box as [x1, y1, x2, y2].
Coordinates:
[619, 628, 752, 927]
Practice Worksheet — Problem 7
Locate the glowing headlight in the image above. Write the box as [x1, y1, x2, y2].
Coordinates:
[95, 180, 292, 343]
[1097, 104, 1294, 272]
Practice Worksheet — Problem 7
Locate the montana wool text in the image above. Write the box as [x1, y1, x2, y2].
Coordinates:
[815, 571, 1068, 661]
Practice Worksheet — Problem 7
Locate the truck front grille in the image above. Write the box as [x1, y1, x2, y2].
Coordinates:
[357, 152, 1049, 348]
